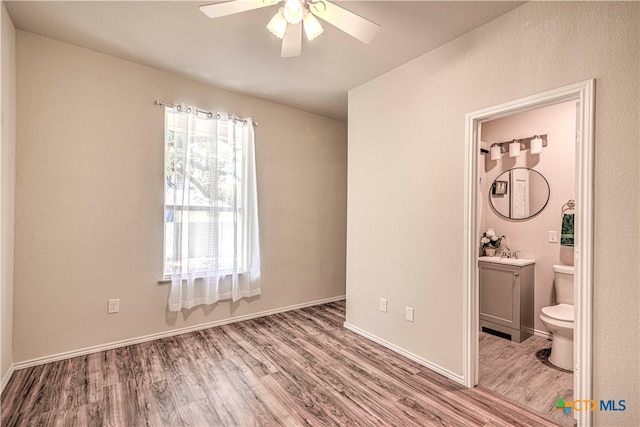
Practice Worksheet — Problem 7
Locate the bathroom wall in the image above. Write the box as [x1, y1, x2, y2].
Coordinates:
[480, 101, 577, 334]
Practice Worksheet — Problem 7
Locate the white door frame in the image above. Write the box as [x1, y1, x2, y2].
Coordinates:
[462, 80, 595, 426]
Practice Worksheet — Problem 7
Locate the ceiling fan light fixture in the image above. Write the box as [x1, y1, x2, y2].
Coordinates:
[200, 0, 382, 57]
[267, 8, 287, 39]
[283, 0, 304, 24]
[303, 12, 324, 41]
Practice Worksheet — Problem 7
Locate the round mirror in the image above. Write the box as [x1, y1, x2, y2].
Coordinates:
[489, 168, 550, 220]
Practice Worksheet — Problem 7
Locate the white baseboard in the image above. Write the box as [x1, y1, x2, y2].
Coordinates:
[533, 328, 552, 340]
[13, 295, 345, 371]
[343, 322, 464, 385]
[1, 364, 14, 395]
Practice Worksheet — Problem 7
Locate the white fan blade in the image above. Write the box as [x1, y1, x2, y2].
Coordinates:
[281, 22, 302, 57]
[311, 0, 380, 44]
[199, 0, 280, 19]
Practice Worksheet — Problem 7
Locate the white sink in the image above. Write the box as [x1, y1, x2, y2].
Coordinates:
[478, 256, 535, 266]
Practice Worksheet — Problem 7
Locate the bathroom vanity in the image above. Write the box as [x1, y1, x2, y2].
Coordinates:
[478, 257, 534, 343]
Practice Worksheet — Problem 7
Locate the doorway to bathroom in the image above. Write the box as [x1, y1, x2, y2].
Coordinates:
[478, 100, 577, 426]
[462, 81, 595, 426]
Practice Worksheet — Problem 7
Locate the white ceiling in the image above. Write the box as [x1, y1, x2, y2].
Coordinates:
[5, 1, 524, 121]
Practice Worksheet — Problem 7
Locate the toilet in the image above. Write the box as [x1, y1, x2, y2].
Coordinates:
[540, 264, 574, 370]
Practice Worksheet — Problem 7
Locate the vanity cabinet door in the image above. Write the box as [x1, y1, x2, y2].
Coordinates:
[479, 264, 521, 330]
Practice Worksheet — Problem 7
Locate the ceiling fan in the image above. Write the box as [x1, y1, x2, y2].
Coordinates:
[199, 0, 381, 57]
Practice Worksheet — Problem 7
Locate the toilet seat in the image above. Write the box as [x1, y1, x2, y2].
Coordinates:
[541, 303, 574, 322]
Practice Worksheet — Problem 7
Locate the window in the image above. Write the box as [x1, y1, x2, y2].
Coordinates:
[164, 106, 260, 310]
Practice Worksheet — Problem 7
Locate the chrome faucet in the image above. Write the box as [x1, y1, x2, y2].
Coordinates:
[501, 246, 511, 258]
[500, 246, 519, 259]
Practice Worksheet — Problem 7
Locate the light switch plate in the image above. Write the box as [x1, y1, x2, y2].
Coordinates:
[405, 306, 414, 322]
[549, 230, 558, 243]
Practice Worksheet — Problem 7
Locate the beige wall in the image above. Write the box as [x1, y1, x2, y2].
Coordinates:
[1, 3, 16, 389]
[480, 101, 576, 333]
[14, 31, 347, 362]
[347, 2, 639, 425]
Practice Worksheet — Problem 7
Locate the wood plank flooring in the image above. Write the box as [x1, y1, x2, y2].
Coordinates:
[478, 332, 575, 427]
[2, 301, 562, 426]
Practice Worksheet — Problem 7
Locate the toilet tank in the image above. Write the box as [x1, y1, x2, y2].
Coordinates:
[553, 264, 574, 305]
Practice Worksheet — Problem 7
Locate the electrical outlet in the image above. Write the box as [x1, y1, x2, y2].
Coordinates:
[549, 230, 558, 243]
[379, 298, 388, 313]
[405, 306, 414, 322]
[108, 299, 120, 314]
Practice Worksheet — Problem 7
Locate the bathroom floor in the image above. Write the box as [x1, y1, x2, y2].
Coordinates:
[479, 332, 576, 426]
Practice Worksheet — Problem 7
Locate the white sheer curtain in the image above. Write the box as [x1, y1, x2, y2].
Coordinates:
[165, 106, 260, 311]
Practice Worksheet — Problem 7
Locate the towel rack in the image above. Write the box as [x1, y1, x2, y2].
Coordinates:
[561, 199, 575, 216]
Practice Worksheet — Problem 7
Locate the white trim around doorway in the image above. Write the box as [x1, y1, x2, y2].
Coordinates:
[462, 80, 595, 426]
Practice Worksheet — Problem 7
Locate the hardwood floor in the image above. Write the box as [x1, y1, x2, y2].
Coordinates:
[2, 301, 562, 426]
[479, 332, 575, 427]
